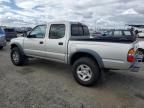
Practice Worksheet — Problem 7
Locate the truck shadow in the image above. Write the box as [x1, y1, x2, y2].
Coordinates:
[24, 59, 144, 92]
[104, 70, 144, 89]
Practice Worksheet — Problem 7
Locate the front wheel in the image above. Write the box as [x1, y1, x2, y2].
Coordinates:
[11, 47, 28, 66]
[72, 57, 100, 86]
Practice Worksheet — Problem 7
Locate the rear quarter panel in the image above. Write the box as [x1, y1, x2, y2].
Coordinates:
[68, 41, 134, 70]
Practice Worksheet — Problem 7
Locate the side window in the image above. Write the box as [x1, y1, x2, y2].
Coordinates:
[114, 31, 122, 37]
[49, 24, 65, 39]
[30, 25, 46, 38]
[109, 31, 113, 36]
[106, 31, 113, 36]
[123, 31, 131, 36]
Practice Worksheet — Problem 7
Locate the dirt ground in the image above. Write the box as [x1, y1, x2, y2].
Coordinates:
[0, 45, 144, 108]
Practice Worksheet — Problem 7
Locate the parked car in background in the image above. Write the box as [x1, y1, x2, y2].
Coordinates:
[91, 29, 135, 41]
[0, 27, 6, 49]
[91, 32, 102, 38]
[15, 27, 32, 37]
[138, 31, 144, 38]
[128, 24, 144, 38]
[102, 29, 134, 37]
[4, 28, 17, 41]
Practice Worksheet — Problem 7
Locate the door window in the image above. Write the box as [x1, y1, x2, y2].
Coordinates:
[49, 24, 65, 39]
[29, 25, 46, 38]
[114, 31, 122, 37]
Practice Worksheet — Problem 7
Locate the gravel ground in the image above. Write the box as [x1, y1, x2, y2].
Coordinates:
[0, 45, 144, 108]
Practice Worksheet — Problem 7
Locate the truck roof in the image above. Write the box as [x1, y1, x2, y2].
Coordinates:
[44, 21, 86, 25]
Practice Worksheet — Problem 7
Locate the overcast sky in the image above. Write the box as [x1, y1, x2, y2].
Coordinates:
[0, 0, 144, 28]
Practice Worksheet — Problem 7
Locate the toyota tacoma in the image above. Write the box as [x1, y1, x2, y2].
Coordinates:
[10, 21, 142, 86]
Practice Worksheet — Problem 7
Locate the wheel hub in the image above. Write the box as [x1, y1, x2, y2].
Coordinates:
[12, 51, 19, 63]
[77, 64, 92, 81]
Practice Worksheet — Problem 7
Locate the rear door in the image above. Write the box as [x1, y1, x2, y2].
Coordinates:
[45, 23, 67, 62]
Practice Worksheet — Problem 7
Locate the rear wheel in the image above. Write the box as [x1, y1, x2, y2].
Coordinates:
[11, 47, 28, 66]
[72, 57, 100, 86]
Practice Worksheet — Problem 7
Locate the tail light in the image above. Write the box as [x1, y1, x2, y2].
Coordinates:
[127, 48, 135, 62]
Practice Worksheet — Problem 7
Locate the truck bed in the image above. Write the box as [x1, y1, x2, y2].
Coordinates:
[70, 36, 136, 43]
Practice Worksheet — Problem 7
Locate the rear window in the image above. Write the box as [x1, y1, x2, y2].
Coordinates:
[4, 28, 15, 32]
[71, 24, 90, 36]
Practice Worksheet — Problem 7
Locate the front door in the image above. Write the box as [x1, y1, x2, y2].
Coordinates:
[23, 25, 46, 57]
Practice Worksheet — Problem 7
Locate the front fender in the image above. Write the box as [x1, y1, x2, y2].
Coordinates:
[11, 42, 25, 55]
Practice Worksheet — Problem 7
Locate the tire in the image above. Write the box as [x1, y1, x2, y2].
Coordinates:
[11, 47, 28, 66]
[0, 46, 3, 49]
[72, 57, 100, 86]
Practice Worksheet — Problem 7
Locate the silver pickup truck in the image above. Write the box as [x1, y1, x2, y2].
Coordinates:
[10, 21, 142, 86]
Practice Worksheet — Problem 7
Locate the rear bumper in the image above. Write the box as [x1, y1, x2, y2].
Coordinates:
[103, 58, 143, 72]
[103, 59, 132, 70]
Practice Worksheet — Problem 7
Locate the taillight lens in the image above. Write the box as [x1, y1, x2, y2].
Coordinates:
[127, 48, 135, 62]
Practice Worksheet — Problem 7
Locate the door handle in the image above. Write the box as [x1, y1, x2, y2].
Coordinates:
[40, 41, 44, 44]
[58, 42, 63, 45]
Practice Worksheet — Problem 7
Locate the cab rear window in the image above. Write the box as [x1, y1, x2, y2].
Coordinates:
[71, 24, 90, 36]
